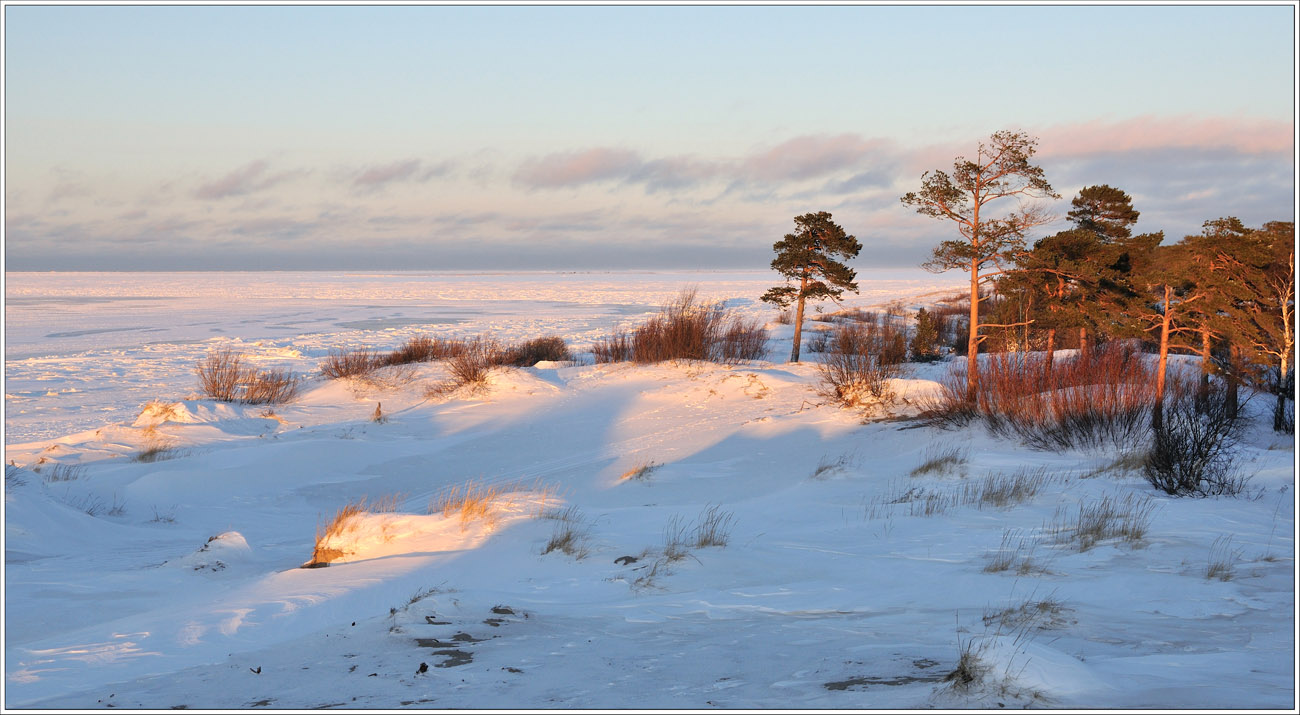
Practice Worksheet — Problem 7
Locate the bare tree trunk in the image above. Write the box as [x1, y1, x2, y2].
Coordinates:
[1078, 326, 1089, 361]
[1044, 328, 1056, 377]
[967, 257, 980, 404]
[1275, 352, 1291, 432]
[789, 271, 810, 363]
[1153, 285, 1173, 431]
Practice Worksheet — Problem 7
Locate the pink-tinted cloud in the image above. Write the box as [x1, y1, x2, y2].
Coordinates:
[194, 160, 301, 200]
[514, 148, 642, 188]
[354, 159, 421, 187]
[1039, 116, 1294, 157]
[740, 134, 895, 183]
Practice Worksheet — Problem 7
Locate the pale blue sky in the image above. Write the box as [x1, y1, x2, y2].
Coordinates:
[5, 4, 1295, 270]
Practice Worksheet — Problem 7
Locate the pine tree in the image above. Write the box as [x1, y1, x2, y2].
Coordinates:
[1066, 184, 1141, 240]
[901, 130, 1059, 402]
[910, 307, 942, 362]
[761, 212, 861, 363]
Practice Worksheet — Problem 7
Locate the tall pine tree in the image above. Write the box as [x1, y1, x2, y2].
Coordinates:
[761, 212, 861, 363]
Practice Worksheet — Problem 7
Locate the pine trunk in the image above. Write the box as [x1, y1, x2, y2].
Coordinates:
[1275, 353, 1291, 432]
[966, 257, 980, 405]
[1226, 343, 1240, 419]
[1078, 327, 1089, 360]
[1044, 328, 1056, 377]
[1152, 286, 1173, 431]
[789, 271, 810, 363]
[1196, 326, 1212, 413]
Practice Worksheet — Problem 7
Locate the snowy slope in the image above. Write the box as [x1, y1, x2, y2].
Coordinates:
[3, 271, 1294, 710]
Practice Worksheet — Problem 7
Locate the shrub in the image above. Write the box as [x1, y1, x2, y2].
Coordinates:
[592, 289, 767, 365]
[319, 348, 383, 379]
[1145, 382, 1249, 496]
[815, 321, 906, 408]
[592, 331, 633, 363]
[504, 336, 572, 367]
[196, 348, 249, 401]
[243, 368, 301, 405]
[925, 341, 1160, 452]
[197, 348, 300, 404]
[381, 335, 468, 366]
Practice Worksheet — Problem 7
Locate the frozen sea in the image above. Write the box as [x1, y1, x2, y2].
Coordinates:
[4, 269, 958, 445]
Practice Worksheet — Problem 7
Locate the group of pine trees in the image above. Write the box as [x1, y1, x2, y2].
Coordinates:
[762, 130, 1295, 433]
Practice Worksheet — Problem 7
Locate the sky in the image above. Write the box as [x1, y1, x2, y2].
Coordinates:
[3, 4, 1295, 271]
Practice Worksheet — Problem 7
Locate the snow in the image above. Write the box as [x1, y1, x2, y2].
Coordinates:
[3, 269, 1295, 709]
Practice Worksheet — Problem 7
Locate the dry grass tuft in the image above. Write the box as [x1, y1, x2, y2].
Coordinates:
[41, 463, 86, 483]
[691, 504, 734, 548]
[960, 468, 1053, 510]
[1047, 492, 1156, 551]
[429, 481, 505, 531]
[620, 460, 661, 482]
[542, 507, 591, 559]
[810, 453, 853, 480]
[910, 444, 968, 477]
[309, 498, 370, 565]
[982, 593, 1070, 632]
[982, 528, 1040, 575]
[1206, 534, 1243, 581]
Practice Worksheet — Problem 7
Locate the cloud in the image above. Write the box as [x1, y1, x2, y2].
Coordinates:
[513, 134, 900, 196]
[739, 134, 894, 183]
[352, 159, 453, 190]
[1039, 116, 1294, 158]
[194, 160, 301, 200]
[513, 148, 643, 189]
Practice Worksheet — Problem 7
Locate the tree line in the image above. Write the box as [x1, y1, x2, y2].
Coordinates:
[763, 130, 1295, 433]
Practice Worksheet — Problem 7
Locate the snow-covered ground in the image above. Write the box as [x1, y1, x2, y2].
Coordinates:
[4, 270, 1295, 709]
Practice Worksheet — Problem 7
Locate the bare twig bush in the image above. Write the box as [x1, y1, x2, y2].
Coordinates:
[320, 348, 383, 379]
[243, 368, 301, 405]
[816, 320, 906, 408]
[197, 348, 300, 404]
[380, 335, 468, 366]
[775, 308, 794, 325]
[196, 348, 249, 401]
[924, 341, 1160, 451]
[1145, 382, 1250, 497]
[910, 444, 968, 477]
[504, 336, 572, 366]
[592, 289, 767, 365]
